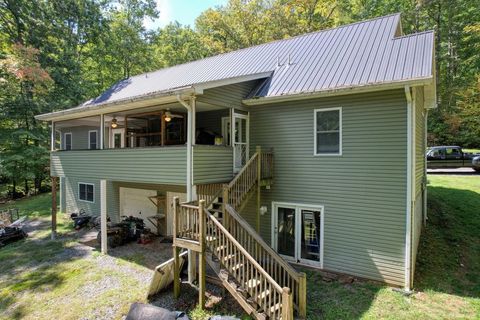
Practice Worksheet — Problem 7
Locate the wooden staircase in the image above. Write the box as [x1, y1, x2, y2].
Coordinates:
[172, 148, 307, 319]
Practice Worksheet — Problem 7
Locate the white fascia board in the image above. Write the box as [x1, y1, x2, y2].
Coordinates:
[35, 87, 195, 122]
[243, 77, 433, 106]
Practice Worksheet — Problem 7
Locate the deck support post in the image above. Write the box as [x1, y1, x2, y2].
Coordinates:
[51, 176, 57, 240]
[173, 197, 181, 298]
[198, 200, 206, 308]
[100, 179, 108, 254]
[282, 287, 293, 320]
[298, 272, 307, 318]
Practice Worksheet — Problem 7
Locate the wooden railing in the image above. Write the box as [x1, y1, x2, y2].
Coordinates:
[224, 205, 306, 317]
[197, 183, 224, 208]
[174, 203, 202, 246]
[224, 148, 273, 211]
[204, 207, 292, 319]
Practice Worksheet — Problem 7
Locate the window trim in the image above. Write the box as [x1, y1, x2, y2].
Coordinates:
[313, 107, 342, 156]
[88, 130, 98, 150]
[78, 182, 95, 203]
[63, 132, 72, 150]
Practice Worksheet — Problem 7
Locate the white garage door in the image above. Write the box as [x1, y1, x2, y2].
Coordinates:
[120, 187, 158, 233]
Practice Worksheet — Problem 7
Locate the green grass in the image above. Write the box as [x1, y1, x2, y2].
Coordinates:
[305, 175, 480, 319]
[1, 177, 479, 319]
[463, 148, 480, 154]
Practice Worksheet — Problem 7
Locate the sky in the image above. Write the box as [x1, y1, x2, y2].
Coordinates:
[144, 0, 228, 30]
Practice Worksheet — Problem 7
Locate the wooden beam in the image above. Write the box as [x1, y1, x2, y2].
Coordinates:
[173, 246, 181, 298]
[161, 111, 165, 146]
[198, 200, 206, 309]
[51, 176, 57, 240]
[100, 179, 107, 254]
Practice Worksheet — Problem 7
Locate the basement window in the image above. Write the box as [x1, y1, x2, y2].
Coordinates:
[314, 107, 342, 156]
[79, 183, 94, 203]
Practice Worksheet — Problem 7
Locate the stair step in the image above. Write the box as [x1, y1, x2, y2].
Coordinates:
[231, 262, 245, 271]
[214, 245, 227, 253]
[244, 278, 261, 289]
[209, 208, 223, 213]
[269, 302, 281, 314]
[205, 236, 217, 242]
[256, 289, 270, 301]
[221, 254, 237, 263]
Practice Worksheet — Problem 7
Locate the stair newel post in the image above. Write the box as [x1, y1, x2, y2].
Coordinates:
[298, 272, 307, 319]
[198, 200, 206, 309]
[173, 197, 180, 299]
[282, 287, 293, 320]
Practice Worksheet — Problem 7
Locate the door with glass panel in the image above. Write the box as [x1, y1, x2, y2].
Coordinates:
[223, 113, 249, 172]
[110, 128, 125, 148]
[273, 203, 323, 267]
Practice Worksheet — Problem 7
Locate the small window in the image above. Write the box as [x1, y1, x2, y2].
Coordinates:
[79, 183, 94, 202]
[314, 108, 342, 155]
[64, 133, 72, 150]
[88, 130, 98, 150]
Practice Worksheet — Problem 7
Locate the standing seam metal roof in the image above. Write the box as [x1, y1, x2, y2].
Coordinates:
[83, 13, 434, 107]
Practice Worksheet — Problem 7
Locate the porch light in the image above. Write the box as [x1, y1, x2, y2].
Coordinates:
[164, 111, 172, 122]
[111, 118, 118, 128]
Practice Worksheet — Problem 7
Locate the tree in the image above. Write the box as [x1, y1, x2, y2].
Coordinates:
[0, 44, 53, 196]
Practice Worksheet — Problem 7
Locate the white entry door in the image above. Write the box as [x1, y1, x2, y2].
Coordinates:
[222, 113, 250, 172]
[272, 202, 324, 268]
[110, 128, 125, 148]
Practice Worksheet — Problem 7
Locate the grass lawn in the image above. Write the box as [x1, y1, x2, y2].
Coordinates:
[1, 175, 479, 319]
[463, 148, 480, 154]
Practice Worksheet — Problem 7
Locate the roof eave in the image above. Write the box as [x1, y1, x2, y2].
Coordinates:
[35, 87, 195, 122]
[242, 78, 434, 106]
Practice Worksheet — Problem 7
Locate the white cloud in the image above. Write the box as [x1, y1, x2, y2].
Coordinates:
[144, 0, 172, 30]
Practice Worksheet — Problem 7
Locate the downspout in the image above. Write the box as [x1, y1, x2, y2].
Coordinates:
[176, 94, 194, 202]
[404, 86, 413, 292]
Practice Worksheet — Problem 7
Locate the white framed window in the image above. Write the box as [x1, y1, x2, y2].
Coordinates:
[88, 130, 98, 150]
[64, 132, 72, 150]
[314, 107, 342, 156]
[78, 183, 94, 203]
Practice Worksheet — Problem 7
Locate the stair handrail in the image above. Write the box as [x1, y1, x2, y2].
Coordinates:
[204, 207, 292, 319]
[224, 204, 307, 317]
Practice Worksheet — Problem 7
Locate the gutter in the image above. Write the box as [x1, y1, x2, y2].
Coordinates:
[243, 78, 433, 106]
[404, 85, 413, 292]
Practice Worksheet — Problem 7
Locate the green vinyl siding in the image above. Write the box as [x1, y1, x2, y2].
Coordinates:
[52, 145, 233, 186]
[51, 146, 187, 185]
[247, 89, 408, 286]
[64, 177, 101, 215]
[193, 145, 233, 184]
[59, 126, 99, 150]
[412, 86, 426, 279]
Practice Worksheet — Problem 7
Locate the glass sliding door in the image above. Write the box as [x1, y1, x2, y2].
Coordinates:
[273, 203, 324, 267]
[276, 206, 296, 258]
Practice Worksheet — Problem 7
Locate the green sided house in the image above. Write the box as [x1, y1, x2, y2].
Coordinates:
[36, 14, 435, 319]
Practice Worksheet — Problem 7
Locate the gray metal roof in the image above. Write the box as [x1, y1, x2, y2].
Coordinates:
[80, 13, 434, 108]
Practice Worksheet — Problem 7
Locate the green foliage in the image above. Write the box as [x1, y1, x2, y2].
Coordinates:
[0, 0, 479, 198]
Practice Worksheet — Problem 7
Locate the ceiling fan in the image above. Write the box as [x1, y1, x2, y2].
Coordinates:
[164, 109, 184, 122]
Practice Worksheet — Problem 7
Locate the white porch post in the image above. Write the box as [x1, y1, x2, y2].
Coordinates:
[176, 94, 197, 284]
[100, 114, 104, 149]
[100, 179, 108, 254]
[51, 121, 56, 151]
